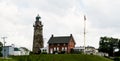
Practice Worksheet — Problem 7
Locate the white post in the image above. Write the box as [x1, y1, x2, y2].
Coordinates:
[84, 15, 86, 54]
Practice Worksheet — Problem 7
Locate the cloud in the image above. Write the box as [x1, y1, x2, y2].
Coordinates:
[0, 0, 34, 50]
[1, 0, 120, 50]
[82, 0, 120, 29]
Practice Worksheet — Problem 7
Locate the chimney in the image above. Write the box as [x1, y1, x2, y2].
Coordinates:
[51, 34, 54, 38]
[70, 34, 72, 37]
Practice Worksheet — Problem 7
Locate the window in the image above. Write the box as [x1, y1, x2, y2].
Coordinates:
[65, 47, 67, 51]
[62, 47, 64, 51]
[57, 47, 59, 51]
[50, 48, 53, 54]
[57, 44, 60, 46]
[64, 44, 66, 46]
[54, 47, 56, 51]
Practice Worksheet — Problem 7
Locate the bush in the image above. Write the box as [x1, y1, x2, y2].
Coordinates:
[0, 47, 2, 57]
[29, 51, 34, 55]
[53, 51, 58, 54]
[0, 53, 2, 57]
[70, 49, 74, 54]
[61, 51, 66, 54]
[70, 49, 83, 54]
[114, 51, 120, 57]
[114, 57, 120, 61]
[41, 52, 47, 54]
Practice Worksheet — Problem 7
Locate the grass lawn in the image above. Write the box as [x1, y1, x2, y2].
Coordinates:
[0, 57, 16, 61]
[0, 54, 113, 61]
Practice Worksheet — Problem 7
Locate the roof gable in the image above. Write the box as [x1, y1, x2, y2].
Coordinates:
[69, 36, 76, 44]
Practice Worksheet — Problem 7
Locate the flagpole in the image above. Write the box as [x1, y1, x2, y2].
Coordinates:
[84, 15, 86, 54]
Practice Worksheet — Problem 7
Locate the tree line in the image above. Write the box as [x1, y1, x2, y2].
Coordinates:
[0, 41, 2, 57]
[99, 36, 120, 56]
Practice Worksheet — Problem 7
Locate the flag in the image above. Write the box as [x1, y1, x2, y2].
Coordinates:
[84, 15, 86, 21]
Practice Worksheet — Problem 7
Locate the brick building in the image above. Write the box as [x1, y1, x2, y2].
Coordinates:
[48, 34, 76, 54]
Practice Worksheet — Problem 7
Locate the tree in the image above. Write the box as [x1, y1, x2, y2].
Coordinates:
[0, 41, 3, 57]
[20, 47, 30, 55]
[99, 36, 119, 56]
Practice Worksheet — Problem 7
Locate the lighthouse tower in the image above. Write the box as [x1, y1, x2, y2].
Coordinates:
[32, 14, 44, 54]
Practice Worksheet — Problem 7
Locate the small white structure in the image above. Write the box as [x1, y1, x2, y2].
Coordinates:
[85, 46, 97, 55]
[96, 52, 109, 57]
[73, 46, 84, 52]
[73, 46, 98, 54]
[41, 47, 49, 53]
[1, 46, 21, 56]
[13, 47, 21, 56]
[1, 46, 14, 57]
[1, 45, 30, 57]
[19, 47, 30, 55]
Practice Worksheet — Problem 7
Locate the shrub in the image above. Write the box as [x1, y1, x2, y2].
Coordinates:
[41, 52, 47, 54]
[0, 47, 2, 57]
[53, 51, 58, 54]
[114, 57, 120, 61]
[29, 51, 34, 55]
[0, 53, 2, 57]
[61, 51, 66, 54]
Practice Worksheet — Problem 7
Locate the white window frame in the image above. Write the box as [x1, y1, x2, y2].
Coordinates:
[65, 47, 67, 51]
[54, 47, 56, 51]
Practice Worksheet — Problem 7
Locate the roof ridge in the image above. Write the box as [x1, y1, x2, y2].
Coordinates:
[53, 36, 70, 38]
[48, 36, 71, 44]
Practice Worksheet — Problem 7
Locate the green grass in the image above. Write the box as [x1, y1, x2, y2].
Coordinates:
[0, 54, 113, 61]
[0, 58, 16, 61]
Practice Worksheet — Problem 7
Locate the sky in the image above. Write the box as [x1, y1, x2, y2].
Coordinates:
[0, 0, 120, 51]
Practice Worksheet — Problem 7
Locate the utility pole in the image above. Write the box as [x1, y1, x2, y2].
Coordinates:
[84, 15, 86, 54]
[1, 37, 7, 59]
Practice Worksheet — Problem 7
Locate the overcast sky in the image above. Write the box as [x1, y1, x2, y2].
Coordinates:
[0, 0, 120, 50]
